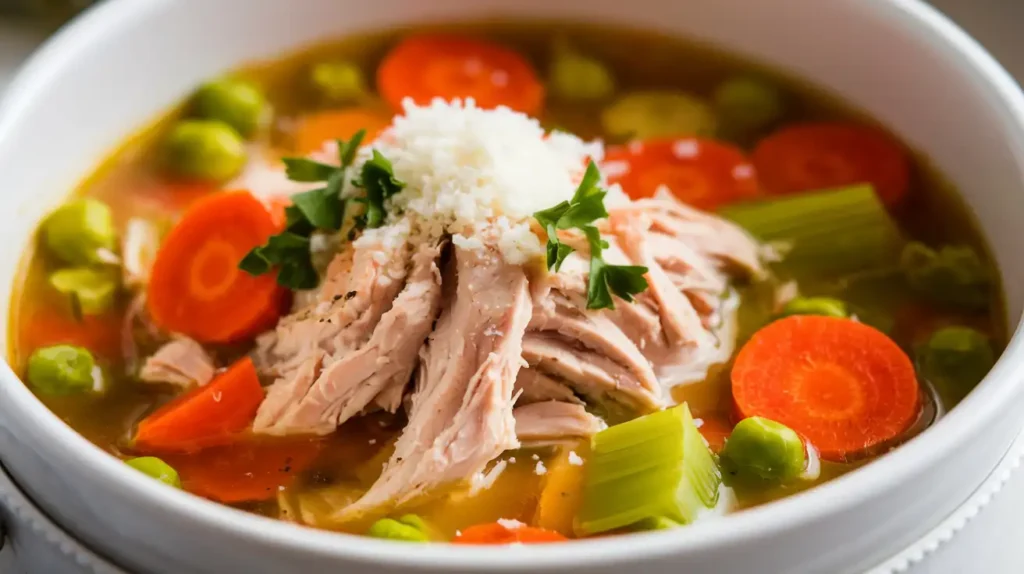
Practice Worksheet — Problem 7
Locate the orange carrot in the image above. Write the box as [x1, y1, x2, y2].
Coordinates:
[164, 437, 324, 503]
[146, 191, 287, 344]
[695, 414, 733, 454]
[603, 138, 759, 210]
[377, 35, 544, 115]
[752, 123, 911, 206]
[731, 316, 919, 461]
[452, 522, 568, 545]
[134, 357, 265, 453]
[293, 108, 392, 154]
[18, 306, 123, 360]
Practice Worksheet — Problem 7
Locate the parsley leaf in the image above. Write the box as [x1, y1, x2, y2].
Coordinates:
[240, 129, 388, 290]
[534, 161, 649, 310]
[358, 149, 406, 229]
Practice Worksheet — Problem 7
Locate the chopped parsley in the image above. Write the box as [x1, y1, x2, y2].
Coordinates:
[240, 130, 407, 290]
[534, 161, 649, 310]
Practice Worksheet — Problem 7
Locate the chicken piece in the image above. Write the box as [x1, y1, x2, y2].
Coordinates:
[514, 401, 603, 442]
[138, 336, 216, 388]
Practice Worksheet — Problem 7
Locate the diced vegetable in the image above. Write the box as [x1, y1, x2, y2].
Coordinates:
[631, 516, 682, 531]
[293, 108, 390, 154]
[125, 456, 181, 488]
[134, 357, 265, 452]
[192, 77, 268, 138]
[731, 316, 919, 461]
[752, 122, 911, 206]
[377, 35, 544, 115]
[163, 437, 324, 503]
[916, 326, 995, 401]
[780, 296, 849, 319]
[695, 414, 732, 454]
[367, 515, 430, 542]
[603, 138, 758, 209]
[452, 522, 567, 544]
[535, 446, 587, 536]
[548, 38, 615, 101]
[602, 91, 717, 140]
[901, 241, 991, 311]
[18, 307, 122, 360]
[720, 184, 904, 276]
[26, 344, 95, 395]
[720, 417, 805, 482]
[578, 403, 720, 535]
[41, 198, 117, 266]
[147, 191, 287, 343]
[310, 61, 369, 105]
[713, 76, 784, 140]
[48, 267, 119, 315]
[162, 119, 247, 183]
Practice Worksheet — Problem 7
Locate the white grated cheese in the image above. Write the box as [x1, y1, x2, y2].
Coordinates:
[567, 451, 584, 466]
[343, 98, 608, 263]
[534, 460, 547, 476]
[497, 518, 524, 530]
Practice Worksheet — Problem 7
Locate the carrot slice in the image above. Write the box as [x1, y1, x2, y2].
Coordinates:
[377, 35, 544, 115]
[17, 306, 123, 361]
[731, 316, 919, 461]
[603, 138, 759, 210]
[164, 437, 324, 503]
[134, 357, 265, 453]
[695, 414, 733, 454]
[146, 191, 287, 344]
[452, 522, 568, 545]
[293, 108, 392, 154]
[752, 123, 911, 206]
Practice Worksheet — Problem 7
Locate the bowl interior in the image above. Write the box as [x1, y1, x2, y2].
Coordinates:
[1, 0, 1024, 573]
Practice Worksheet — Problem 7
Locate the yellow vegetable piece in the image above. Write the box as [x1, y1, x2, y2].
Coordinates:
[535, 444, 587, 536]
[602, 90, 717, 140]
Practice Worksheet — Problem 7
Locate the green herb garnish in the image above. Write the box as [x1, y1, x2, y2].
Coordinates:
[352, 149, 406, 229]
[240, 130, 382, 289]
[534, 161, 648, 310]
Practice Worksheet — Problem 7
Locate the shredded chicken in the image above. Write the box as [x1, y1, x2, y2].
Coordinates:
[139, 336, 216, 388]
[247, 195, 764, 517]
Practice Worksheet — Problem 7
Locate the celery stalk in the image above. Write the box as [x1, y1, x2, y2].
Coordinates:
[720, 184, 903, 276]
[578, 404, 720, 535]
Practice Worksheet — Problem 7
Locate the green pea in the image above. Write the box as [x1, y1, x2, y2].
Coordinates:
[125, 457, 181, 488]
[192, 78, 268, 138]
[549, 39, 615, 102]
[26, 345, 96, 395]
[602, 90, 717, 140]
[901, 241, 991, 311]
[162, 120, 247, 183]
[310, 61, 369, 105]
[780, 296, 849, 319]
[48, 267, 120, 315]
[917, 326, 995, 396]
[41, 198, 117, 266]
[720, 417, 805, 482]
[367, 515, 429, 542]
[713, 76, 784, 137]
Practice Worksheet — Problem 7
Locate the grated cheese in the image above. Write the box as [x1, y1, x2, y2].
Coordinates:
[567, 451, 584, 466]
[343, 98, 624, 263]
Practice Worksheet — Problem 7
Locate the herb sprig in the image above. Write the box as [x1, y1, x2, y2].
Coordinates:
[534, 161, 649, 310]
[240, 130, 405, 290]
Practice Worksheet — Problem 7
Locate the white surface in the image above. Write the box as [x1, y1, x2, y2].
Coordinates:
[1, 1, 1024, 573]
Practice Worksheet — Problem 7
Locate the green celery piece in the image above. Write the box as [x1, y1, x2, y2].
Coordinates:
[578, 403, 720, 535]
[720, 184, 903, 276]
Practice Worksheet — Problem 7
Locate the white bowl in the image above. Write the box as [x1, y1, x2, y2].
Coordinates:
[1, 0, 1024, 572]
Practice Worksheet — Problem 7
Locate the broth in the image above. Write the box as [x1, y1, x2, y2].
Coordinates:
[8, 20, 1005, 540]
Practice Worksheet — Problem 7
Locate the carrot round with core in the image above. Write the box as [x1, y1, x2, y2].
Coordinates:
[731, 315, 919, 461]
[146, 191, 287, 344]
[452, 522, 568, 545]
[752, 122, 911, 206]
[603, 138, 759, 210]
[377, 35, 544, 115]
[293, 108, 392, 154]
[164, 437, 324, 503]
[134, 357, 265, 453]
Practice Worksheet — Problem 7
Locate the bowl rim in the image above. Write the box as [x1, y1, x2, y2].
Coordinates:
[2, 0, 1024, 570]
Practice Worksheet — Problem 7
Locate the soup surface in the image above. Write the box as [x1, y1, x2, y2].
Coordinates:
[9, 21, 1004, 543]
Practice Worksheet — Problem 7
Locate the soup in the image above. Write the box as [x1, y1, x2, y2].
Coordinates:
[8, 21, 1003, 543]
